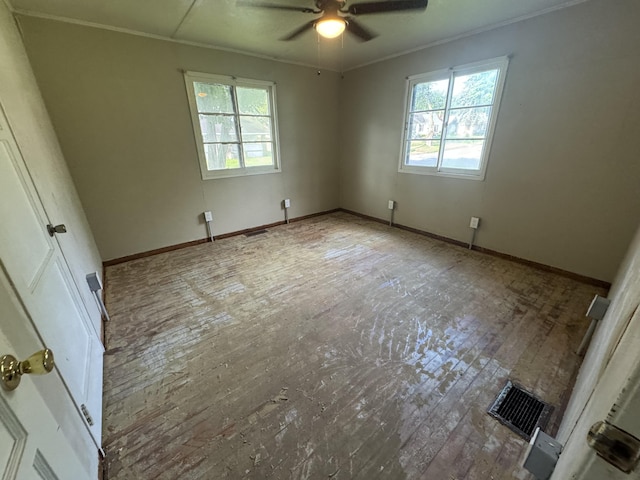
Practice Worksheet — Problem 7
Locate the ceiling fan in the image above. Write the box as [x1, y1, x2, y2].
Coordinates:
[238, 0, 429, 42]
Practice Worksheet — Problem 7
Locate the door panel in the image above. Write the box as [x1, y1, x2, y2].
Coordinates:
[0, 275, 89, 479]
[0, 106, 103, 444]
[0, 393, 26, 478]
[0, 139, 53, 291]
[30, 258, 91, 398]
[0, 367, 88, 480]
[32, 450, 60, 480]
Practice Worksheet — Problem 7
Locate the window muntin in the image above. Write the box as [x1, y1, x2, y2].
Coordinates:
[184, 72, 280, 179]
[400, 57, 508, 179]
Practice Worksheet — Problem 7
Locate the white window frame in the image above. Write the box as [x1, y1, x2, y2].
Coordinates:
[398, 56, 509, 180]
[184, 71, 282, 180]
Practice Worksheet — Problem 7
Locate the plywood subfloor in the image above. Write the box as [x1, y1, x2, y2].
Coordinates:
[103, 212, 604, 479]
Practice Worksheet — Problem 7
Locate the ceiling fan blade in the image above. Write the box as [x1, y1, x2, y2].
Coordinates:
[236, 1, 317, 13]
[345, 18, 376, 41]
[280, 19, 317, 41]
[346, 0, 428, 15]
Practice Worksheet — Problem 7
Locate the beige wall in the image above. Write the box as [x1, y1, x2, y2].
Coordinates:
[339, 0, 640, 282]
[18, 1, 640, 279]
[18, 17, 341, 261]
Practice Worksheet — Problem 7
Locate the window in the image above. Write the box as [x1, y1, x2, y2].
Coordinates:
[399, 57, 509, 179]
[184, 71, 281, 180]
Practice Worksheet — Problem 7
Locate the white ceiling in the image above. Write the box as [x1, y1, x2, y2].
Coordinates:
[9, 0, 589, 71]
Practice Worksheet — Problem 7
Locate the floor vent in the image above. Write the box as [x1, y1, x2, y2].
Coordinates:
[488, 381, 553, 440]
[245, 229, 268, 237]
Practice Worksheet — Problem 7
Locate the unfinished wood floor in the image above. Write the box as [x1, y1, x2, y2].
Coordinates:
[103, 212, 605, 479]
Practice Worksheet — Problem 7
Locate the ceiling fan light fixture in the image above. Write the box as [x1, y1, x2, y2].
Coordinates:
[315, 17, 346, 39]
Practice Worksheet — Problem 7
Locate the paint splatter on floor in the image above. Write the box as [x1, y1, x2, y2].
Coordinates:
[103, 212, 604, 479]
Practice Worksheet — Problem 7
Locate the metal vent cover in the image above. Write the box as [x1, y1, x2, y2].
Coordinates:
[488, 381, 553, 440]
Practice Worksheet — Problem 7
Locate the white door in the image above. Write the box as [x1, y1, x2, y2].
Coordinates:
[0, 267, 90, 479]
[552, 303, 640, 479]
[0, 105, 103, 444]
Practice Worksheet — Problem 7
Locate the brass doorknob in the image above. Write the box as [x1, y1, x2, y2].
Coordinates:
[1, 349, 54, 391]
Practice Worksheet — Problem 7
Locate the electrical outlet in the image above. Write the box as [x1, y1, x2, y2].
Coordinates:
[204, 211, 213, 222]
[284, 199, 291, 208]
[388, 200, 395, 210]
[470, 217, 480, 229]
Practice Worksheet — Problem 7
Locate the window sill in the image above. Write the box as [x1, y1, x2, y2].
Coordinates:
[398, 165, 486, 181]
[201, 166, 281, 180]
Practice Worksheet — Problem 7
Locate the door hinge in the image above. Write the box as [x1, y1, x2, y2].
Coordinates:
[588, 420, 640, 473]
[81, 404, 94, 426]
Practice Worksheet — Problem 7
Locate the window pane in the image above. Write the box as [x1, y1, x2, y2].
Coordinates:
[450, 69, 498, 108]
[199, 114, 238, 143]
[243, 142, 273, 167]
[194, 83, 234, 113]
[441, 139, 485, 170]
[445, 106, 492, 139]
[411, 79, 449, 111]
[406, 140, 440, 167]
[204, 143, 241, 170]
[409, 111, 444, 140]
[236, 87, 270, 115]
[240, 116, 272, 142]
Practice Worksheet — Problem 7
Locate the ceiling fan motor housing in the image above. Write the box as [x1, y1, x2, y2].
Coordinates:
[239, 0, 429, 42]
